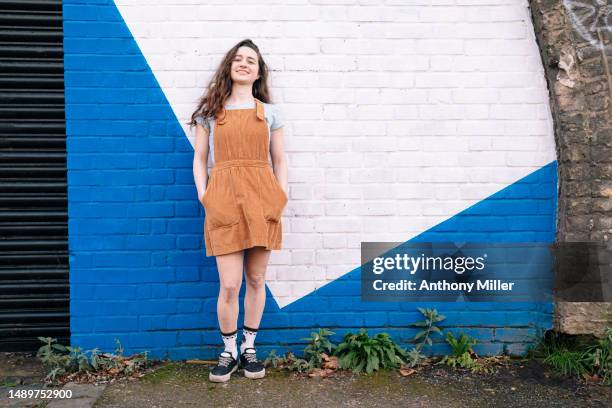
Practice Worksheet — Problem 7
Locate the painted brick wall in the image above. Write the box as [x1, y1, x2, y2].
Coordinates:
[65, 0, 558, 360]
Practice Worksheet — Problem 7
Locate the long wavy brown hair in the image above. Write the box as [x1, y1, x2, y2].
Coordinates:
[188, 39, 272, 129]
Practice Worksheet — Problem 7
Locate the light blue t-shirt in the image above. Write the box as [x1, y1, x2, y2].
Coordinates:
[195, 101, 284, 166]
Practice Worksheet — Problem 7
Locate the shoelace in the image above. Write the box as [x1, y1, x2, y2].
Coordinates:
[243, 351, 258, 364]
[218, 354, 233, 367]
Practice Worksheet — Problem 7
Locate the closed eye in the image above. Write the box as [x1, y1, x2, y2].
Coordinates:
[234, 56, 256, 64]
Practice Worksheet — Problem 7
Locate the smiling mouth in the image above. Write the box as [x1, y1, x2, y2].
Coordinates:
[237, 70, 249, 74]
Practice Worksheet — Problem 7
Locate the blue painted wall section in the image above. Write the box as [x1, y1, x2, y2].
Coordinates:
[65, 0, 558, 360]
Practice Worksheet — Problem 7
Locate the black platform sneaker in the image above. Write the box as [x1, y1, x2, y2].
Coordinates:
[239, 347, 266, 379]
[209, 351, 238, 383]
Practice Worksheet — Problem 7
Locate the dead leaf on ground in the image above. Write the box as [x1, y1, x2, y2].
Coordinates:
[322, 356, 338, 370]
[308, 368, 335, 378]
[583, 373, 600, 383]
[420, 358, 432, 366]
[399, 365, 416, 377]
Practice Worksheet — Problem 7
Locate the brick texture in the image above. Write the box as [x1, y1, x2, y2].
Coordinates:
[527, 0, 611, 336]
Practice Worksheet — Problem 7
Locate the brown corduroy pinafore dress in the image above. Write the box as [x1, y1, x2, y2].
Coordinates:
[202, 98, 288, 257]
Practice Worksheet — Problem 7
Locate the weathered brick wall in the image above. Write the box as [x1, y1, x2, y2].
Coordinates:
[527, 0, 611, 336]
[66, 0, 558, 360]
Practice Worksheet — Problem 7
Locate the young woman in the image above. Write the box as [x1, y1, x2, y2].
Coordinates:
[189, 39, 289, 382]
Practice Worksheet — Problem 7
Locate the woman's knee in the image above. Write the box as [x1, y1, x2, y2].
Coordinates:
[215, 250, 245, 299]
[219, 281, 241, 299]
[245, 269, 266, 288]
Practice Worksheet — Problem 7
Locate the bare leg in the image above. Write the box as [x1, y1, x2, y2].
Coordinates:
[216, 250, 245, 333]
[243, 246, 271, 329]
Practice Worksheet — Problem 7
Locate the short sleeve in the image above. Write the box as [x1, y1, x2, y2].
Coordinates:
[194, 115, 210, 131]
[269, 104, 284, 130]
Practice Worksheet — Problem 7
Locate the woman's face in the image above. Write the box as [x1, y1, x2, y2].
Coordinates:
[230, 46, 260, 84]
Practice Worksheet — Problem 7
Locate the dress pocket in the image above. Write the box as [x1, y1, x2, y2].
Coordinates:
[203, 172, 240, 229]
[201, 178, 212, 205]
[271, 172, 288, 202]
[262, 168, 288, 222]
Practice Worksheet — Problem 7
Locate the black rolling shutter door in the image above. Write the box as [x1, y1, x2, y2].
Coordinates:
[0, 0, 69, 351]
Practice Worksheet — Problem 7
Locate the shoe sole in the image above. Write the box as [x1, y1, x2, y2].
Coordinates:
[208, 363, 238, 383]
[243, 367, 266, 379]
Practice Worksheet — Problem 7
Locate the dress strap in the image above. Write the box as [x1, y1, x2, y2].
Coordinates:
[255, 98, 265, 121]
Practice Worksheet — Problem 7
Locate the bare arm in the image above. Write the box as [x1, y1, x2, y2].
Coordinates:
[193, 122, 210, 205]
[269, 126, 288, 196]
